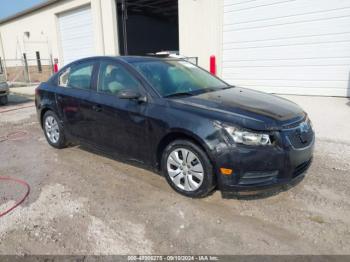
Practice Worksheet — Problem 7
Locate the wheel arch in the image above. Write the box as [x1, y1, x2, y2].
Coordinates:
[40, 107, 56, 128]
[156, 129, 214, 171]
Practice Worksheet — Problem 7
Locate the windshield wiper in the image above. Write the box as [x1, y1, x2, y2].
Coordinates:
[164, 92, 194, 98]
[221, 85, 234, 89]
[164, 86, 234, 98]
[199, 85, 235, 94]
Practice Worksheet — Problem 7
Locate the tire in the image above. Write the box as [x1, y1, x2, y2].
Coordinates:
[161, 139, 215, 198]
[0, 95, 8, 105]
[42, 110, 66, 149]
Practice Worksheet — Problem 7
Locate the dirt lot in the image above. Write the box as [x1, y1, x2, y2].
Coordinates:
[0, 94, 349, 255]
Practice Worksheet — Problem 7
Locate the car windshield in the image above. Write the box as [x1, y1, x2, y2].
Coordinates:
[132, 60, 230, 97]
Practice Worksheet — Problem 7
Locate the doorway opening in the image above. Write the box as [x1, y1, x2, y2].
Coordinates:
[116, 0, 179, 56]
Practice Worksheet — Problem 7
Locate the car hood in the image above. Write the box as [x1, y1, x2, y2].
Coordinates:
[171, 87, 306, 131]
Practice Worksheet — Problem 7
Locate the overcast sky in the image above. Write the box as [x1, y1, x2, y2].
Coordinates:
[0, 0, 46, 20]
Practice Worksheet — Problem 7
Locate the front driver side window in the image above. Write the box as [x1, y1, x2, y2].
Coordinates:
[98, 62, 142, 95]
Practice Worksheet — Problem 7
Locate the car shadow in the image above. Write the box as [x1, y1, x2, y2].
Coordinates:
[76, 143, 162, 176]
[71, 143, 306, 200]
[7, 93, 33, 106]
[0, 94, 34, 112]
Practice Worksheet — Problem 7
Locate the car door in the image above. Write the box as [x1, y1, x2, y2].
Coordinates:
[55, 60, 97, 140]
[87, 59, 150, 162]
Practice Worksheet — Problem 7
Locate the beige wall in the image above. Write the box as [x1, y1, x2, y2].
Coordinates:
[6, 65, 52, 82]
[1, 0, 225, 76]
[0, 0, 119, 69]
[179, 0, 224, 76]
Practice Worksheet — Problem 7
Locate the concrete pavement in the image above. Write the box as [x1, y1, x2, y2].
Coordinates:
[10, 85, 37, 98]
[1, 93, 350, 255]
[280, 95, 350, 143]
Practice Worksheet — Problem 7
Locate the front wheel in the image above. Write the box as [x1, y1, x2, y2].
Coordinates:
[161, 139, 215, 198]
[43, 110, 66, 149]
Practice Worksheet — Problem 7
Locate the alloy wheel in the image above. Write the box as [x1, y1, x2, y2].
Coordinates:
[45, 116, 60, 144]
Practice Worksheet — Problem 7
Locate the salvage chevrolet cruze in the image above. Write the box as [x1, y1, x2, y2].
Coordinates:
[35, 56, 314, 197]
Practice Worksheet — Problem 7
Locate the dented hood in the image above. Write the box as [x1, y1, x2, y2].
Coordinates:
[173, 87, 306, 131]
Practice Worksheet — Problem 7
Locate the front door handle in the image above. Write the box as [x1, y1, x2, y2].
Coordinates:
[92, 104, 102, 112]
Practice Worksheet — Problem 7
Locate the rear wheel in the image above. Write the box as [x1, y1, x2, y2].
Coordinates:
[0, 95, 8, 105]
[43, 111, 66, 149]
[162, 139, 215, 198]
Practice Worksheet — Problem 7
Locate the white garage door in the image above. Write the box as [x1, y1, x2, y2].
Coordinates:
[222, 0, 350, 97]
[58, 6, 94, 65]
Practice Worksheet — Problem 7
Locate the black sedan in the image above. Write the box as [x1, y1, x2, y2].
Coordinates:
[35, 56, 314, 198]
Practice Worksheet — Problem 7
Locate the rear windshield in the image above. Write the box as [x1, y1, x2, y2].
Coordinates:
[131, 60, 229, 97]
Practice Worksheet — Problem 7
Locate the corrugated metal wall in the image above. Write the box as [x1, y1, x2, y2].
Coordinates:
[222, 0, 350, 97]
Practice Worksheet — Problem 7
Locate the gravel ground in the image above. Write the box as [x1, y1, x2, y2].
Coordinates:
[0, 94, 349, 255]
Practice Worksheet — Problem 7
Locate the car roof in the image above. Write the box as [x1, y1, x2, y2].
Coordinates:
[71, 55, 180, 65]
[119, 56, 175, 63]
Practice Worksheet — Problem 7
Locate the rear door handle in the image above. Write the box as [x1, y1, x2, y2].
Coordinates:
[92, 104, 102, 112]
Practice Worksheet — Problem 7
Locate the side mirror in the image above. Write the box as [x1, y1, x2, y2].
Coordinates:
[117, 89, 147, 103]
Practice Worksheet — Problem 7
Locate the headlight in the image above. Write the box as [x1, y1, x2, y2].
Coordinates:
[223, 126, 271, 146]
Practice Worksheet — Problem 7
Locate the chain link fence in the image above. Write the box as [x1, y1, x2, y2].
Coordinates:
[0, 57, 54, 85]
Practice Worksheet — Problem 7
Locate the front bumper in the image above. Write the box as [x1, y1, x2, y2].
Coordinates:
[214, 128, 315, 192]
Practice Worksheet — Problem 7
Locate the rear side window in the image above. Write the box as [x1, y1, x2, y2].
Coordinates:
[58, 62, 94, 90]
[98, 62, 142, 95]
[59, 68, 70, 87]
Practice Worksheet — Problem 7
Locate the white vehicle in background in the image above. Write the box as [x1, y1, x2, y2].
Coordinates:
[0, 73, 9, 105]
[149, 51, 199, 65]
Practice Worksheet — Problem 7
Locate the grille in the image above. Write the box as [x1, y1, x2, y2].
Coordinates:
[288, 129, 313, 148]
[285, 121, 314, 149]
